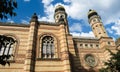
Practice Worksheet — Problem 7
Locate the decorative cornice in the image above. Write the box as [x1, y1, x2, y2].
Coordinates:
[73, 37, 99, 43]
[39, 21, 60, 25]
[0, 21, 66, 27]
[73, 36, 98, 40]
[99, 37, 113, 40]
[36, 58, 61, 61]
[0, 22, 30, 27]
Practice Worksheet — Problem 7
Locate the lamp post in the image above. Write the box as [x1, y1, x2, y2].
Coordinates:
[0, 35, 15, 65]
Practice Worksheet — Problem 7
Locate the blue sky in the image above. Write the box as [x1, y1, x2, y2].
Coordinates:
[1, 0, 120, 40]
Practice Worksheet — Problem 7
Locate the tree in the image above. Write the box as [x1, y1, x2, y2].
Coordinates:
[0, 0, 17, 65]
[115, 37, 120, 46]
[99, 49, 120, 72]
[0, 0, 17, 19]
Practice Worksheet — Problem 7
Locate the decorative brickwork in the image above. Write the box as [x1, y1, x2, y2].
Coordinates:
[0, 5, 117, 72]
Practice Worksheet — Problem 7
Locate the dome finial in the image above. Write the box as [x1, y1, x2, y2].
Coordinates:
[88, 9, 98, 19]
[55, 5, 65, 12]
[30, 13, 38, 22]
[89, 9, 92, 11]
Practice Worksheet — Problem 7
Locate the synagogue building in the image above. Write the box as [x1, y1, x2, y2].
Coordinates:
[0, 5, 118, 72]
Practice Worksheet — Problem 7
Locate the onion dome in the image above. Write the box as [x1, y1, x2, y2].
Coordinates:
[55, 5, 65, 12]
[88, 9, 98, 19]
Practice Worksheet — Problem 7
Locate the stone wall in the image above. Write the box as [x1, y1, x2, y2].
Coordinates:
[0, 24, 29, 72]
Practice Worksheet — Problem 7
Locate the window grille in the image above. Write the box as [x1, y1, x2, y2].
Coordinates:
[41, 36, 54, 58]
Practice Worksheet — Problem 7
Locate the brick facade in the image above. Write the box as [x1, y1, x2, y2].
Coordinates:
[0, 5, 118, 72]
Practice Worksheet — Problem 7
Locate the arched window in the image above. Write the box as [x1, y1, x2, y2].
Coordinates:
[0, 36, 17, 60]
[41, 36, 54, 58]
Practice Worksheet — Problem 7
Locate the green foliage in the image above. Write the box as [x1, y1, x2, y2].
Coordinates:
[115, 37, 120, 45]
[99, 68, 109, 72]
[0, 55, 13, 66]
[99, 49, 120, 72]
[0, 0, 17, 19]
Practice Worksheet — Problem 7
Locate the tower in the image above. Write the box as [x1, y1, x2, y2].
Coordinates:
[54, 5, 69, 34]
[54, 5, 67, 23]
[88, 9, 108, 38]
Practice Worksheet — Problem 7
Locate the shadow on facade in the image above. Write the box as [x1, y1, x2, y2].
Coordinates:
[69, 42, 96, 72]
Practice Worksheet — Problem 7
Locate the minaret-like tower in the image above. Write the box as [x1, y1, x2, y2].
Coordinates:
[88, 9, 108, 38]
[54, 5, 69, 34]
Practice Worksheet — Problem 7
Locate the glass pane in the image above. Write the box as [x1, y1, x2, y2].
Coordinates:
[51, 44, 54, 54]
[41, 36, 54, 58]
[43, 43, 46, 54]
[9, 47, 13, 55]
[5, 43, 10, 55]
[0, 47, 4, 56]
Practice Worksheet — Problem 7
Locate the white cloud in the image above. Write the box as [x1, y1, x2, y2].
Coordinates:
[42, 0, 53, 6]
[106, 28, 113, 34]
[64, 0, 120, 25]
[70, 23, 82, 32]
[41, 0, 120, 25]
[106, 19, 120, 36]
[112, 37, 116, 41]
[24, 0, 30, 2]
[111, 19, 120, 35]
[7, 19, 14, 23]
[38, 12, 54, 22]
[70, 31, 95, 37]
[70, 32, 80, 37]
[80, 31, 95, 37]
[40, 0, 120, 39]
[39, 0, 54, 22]
[21, 20, 29, 24]
[63, 0, 71, 3]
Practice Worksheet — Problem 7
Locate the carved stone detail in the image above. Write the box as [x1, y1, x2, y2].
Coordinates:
[84, 54, 97, 67]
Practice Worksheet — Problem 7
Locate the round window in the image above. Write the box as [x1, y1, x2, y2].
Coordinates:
[84, 54, 97, 67]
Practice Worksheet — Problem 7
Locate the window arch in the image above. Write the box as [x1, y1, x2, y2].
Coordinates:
[0, 35, 17, 60]
[41, 36, 55, 58]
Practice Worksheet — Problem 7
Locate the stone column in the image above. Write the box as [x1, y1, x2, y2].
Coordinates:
[59, 23, 71, 72]
[24, 13, 38, 72]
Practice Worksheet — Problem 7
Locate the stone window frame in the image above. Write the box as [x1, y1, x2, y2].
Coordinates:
[84, 54, 98, 67]
[90, 44, 93, 48]
[108, 41, 111, 45]
[1, 33, 19, 62]
[85, 44, 88, 48]
[41, 36, 54, 58]
[80, 44, 83, 47]
[37, 33, 60, 59]
[92, 18, 97, 23]
[96, 44, 99, 48]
